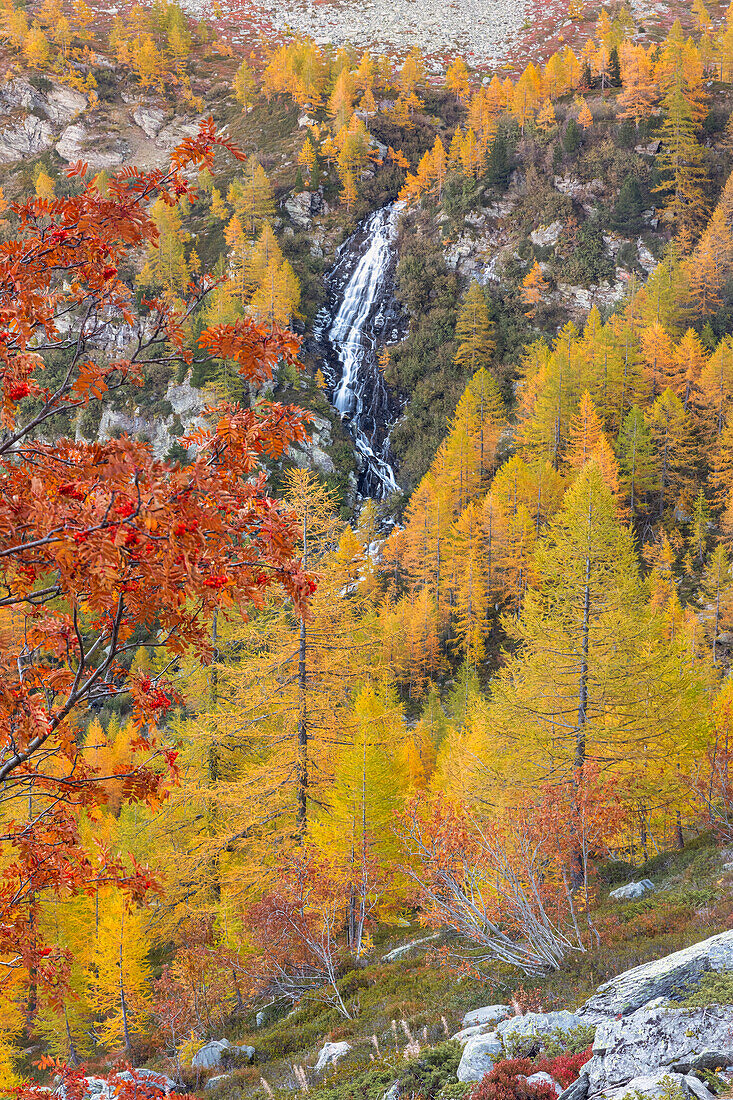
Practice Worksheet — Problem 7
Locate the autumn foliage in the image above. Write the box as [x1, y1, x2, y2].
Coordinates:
[0, 120, 312, 1009]
[400, 769, 621, 976]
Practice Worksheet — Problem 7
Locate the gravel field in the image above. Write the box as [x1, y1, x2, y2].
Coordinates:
[180, 0, 533, 68]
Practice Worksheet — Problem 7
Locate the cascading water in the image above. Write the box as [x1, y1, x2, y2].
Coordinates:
[315, 203, 406, 498]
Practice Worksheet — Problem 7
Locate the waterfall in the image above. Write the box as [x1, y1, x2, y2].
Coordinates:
[316, 203, 405, 498]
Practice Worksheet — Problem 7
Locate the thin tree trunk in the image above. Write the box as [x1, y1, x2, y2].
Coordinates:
[119, 911, 133, 1061]
[297, 508, 309, 835]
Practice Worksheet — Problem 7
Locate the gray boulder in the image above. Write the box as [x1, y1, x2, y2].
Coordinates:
[55, 1072, 181, 1099]
[584, 1004, 733, 1093]
[594, 1070, 715, 1100]
[381, 1084, 401, 1100]
[525, 1072, 562, 1097]
[578, 928, 733, 1021]
[155, 118, 203, 151]
[192, 1038, 231, 1069]
[498, 1010, 587, 1050]
[314, 1040, 351, 1073]
[462, 1004, 512, 1028]
[235, 1043, 255, 1062]
[609, 880, 655, 901]
[559, 1079, 589, 1100]
[457, 1033, 503, 1082]
[116, 1069, 179, 1089]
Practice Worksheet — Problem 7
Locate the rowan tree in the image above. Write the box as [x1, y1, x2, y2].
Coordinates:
[0, 121, 313, 1009]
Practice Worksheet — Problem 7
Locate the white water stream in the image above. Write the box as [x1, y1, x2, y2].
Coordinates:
[320, 203, 403, 497]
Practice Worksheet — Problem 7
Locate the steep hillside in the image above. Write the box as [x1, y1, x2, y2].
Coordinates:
[6, 1, 733, 1099]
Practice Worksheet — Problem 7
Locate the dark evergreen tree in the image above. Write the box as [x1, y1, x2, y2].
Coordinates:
[609, 45, 622, 87]
[484, 126, 513, 188]
[612, 177, 645, 233]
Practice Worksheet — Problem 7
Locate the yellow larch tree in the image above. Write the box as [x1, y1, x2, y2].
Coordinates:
[453, 281, 495, 374]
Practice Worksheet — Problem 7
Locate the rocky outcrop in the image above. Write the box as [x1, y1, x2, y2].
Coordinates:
[155, 117, 203, 152]
[191, 1037, 254, 1069]
[594, 1070, 715, 1100]
[609, 879, 655, 901]
[251, 0, 527, 66]
[45, 83, 88, 125]
[584, 1003, 733, 1092]
[289, 412, 336, 476]
[56, 123, 130, 168]
[205, 1075, 231, 1091]
[0, 78, 86, 124]
[0, 115, 53, 164]
[578, 928, 733, 1021]
[133, 105, 168, 139]
[284, 188, 324, 228]
[525, 1071, 562, 1097]
[530, 221, 563, 247]
[54, 1070, 180, 1098]
[97, 374, 208, 459]
[314, 1040, 351, 1072]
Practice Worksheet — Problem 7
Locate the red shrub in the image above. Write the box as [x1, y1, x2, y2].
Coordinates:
[535, 1047, 593, 1088]
[469, 1058, 559, 1100]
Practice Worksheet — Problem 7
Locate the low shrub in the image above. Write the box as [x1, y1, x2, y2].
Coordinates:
[439, 1084, 471, 1099]
[469, 1058, 558, 1100]
[469, 1045, 592, 1100]
[504, 1025, 594, 1060]
[680, 971, 733, 1006]
[534, 1046, 594, 1088]
[399, 1040, 463, 1099]
[307, 1042, 462, 1100]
